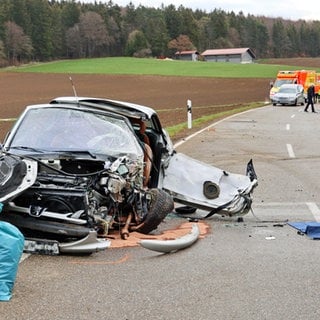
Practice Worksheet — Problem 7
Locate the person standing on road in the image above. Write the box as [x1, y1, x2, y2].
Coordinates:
[304, 84, 316, 112]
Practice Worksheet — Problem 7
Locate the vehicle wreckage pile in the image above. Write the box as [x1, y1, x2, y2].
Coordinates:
[0, 97, 257, 255]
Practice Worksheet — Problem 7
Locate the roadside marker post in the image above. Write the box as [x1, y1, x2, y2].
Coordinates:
[187, 99, 192, 129]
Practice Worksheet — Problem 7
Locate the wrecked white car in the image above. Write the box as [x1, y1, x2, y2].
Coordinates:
[0, 97, 257, 254]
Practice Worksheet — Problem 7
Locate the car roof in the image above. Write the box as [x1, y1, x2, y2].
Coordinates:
[50, 96, 157, 121]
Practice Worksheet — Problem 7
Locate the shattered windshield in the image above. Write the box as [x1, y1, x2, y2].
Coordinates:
[278, 87, 296, 94]
[9, 107, 144, 158]
[274, 79, 295, 87]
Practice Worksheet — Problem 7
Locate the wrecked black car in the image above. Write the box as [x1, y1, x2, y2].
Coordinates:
[0, 97, 257, 254]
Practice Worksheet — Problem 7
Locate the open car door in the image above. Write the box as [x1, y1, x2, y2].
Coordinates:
[162, 153, 257, 217]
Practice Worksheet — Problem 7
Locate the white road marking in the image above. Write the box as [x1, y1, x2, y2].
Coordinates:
[286, 143, 295, 158]
[306, 202, 320, 222]
[291, 114, 295, 118]
[286, 124, 290, 130]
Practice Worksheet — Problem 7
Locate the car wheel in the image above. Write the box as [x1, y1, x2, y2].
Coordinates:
[272, 103, 276, 106]
[136, 189, 174, 234]
[294, 99, 297, 106]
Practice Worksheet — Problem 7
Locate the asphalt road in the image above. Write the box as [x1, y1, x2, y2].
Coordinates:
[2, 104, 320, 320]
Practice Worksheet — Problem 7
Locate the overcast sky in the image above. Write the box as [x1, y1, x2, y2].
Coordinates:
[85, 0, 319, 21]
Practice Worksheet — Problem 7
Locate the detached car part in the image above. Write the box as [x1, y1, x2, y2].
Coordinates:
[139, 223, 200, 253]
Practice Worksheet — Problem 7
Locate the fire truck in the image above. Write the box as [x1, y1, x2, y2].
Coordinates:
[269, 70, 319, 101]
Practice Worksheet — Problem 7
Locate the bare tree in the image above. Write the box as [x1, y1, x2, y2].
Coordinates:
[4, 21, 33, 64]
[0, 40, 8, 67]
[66, 24, 83, 58]
[66, 11, 110, 58]
[79, 11, 109, 57]
[167, 34, 195, 55]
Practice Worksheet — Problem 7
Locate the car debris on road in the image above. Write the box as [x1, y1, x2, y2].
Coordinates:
[0, 97, 257, 254]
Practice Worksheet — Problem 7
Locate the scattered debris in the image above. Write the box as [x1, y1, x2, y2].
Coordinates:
[175, 206, 197, 214]
[288, 222, 320, 239]
[273, 223, 285, 227]
[110, 221, 209, 248]
[139, 223, 200, 253]
[265, 236, 276, 240]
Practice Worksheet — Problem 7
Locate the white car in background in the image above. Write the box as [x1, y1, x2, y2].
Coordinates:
[272, 84, 305, 106]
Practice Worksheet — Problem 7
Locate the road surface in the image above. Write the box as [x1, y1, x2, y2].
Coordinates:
[2, 104, 320, 320]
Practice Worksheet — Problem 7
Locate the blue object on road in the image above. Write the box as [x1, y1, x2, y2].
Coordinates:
[288, 221, 320, 239]
[0, 219, 25, 301]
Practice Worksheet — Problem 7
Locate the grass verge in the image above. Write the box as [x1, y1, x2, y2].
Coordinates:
[166, 102, 266, 141]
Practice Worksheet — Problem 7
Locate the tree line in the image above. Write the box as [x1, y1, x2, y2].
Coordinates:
[1, 0, 320, 66]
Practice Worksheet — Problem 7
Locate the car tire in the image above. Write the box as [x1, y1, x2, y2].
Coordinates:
[136, 189, 174, 234]
[272, 103, 276, 106]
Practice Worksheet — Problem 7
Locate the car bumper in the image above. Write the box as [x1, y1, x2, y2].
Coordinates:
[23, 231, 111, 255]
[272, 98, 299, 105]
[59, 230, 111, 254]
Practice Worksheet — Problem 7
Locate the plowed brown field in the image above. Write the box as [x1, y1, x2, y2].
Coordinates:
[0, 72, 270, 141]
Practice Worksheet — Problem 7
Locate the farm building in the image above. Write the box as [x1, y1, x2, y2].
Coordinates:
[175, 50, 199, 61]
[201, 48, 256, 63]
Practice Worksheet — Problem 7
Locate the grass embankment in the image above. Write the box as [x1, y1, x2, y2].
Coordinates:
[166, 102, 266, 140]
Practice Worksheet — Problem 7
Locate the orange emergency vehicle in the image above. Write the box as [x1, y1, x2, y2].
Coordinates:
[270, 70, 319, 101]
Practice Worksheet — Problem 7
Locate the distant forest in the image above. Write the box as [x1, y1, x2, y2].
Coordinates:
[1, 0, 320, 66]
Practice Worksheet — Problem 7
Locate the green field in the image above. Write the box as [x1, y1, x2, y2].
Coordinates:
[6, 57, 318, 78]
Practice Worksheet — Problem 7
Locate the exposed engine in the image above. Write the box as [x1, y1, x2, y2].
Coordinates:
[2, 154, 168, 240]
